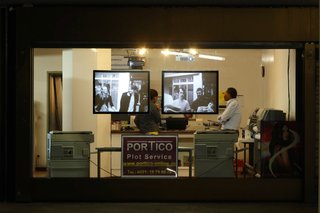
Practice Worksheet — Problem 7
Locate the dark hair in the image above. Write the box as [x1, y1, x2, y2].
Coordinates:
[131, 85, 138, 91]
[173, 86, 179, 93]
[269, 122, 293, 156]
[227, 87, 237, 98]
[95, 80, 101, 86]
[179, 87, 186, 99]
[196, 88, 203, 92]
[150, 89, 158, 100]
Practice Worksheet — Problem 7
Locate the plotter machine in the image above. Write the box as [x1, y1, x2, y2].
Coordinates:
[248, 108, 286, 135]
[242, 108, 286, 177]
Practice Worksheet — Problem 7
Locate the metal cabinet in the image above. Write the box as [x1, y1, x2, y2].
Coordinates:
[195, 131, 238, 177]
[47, 131, 94, 177]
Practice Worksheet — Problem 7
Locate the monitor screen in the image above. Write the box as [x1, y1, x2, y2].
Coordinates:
[162, 71, 219, 114]
[93, 70, 150, 114]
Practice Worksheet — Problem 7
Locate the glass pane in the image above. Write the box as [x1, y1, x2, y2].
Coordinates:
[33, 48, 303, 180]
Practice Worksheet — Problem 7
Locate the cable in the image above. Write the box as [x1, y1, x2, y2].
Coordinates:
[287, 49, 291, 121]
[89, 160, 119, 177]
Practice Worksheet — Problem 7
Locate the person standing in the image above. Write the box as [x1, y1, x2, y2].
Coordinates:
[217, 87, 241, 131]
[172, 88, 191, 112]
[119, 84, 139, 112]
[191, 88, 205, 112]
[134, 89, 161, 134]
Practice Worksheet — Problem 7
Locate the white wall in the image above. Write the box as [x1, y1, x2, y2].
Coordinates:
[141, 49, 268, 128]
[95, 49, 112, 177]
[62, 49, 97, 131]
[34, 48, 112, 177]
[34, 48, 62, 169]
[262, 49, 296, 120]
[62, 49, 112, 177]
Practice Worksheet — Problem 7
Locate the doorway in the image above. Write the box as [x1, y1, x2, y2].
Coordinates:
[48, 72, 62, 131]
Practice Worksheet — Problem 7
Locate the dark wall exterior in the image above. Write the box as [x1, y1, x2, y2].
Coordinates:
[1, 6, 319, 202]
[0, 7, 16, 202]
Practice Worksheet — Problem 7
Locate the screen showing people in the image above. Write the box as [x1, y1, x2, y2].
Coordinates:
[93, 70, 149, 113]
[162, 71, 219, 114]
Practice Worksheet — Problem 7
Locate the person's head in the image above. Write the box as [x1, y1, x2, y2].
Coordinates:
[224, 87, 237, 101]
[173, 86, 179, 99]
[95, 80, 102, 92]
[150, 89, 159, 103]
[106, 83, 110, 91]
[178, 88, 186, 100]
[196, 88, 203, 97]
[102, 86, 109, 96]
[131, 85, 139, 94]
[272, 122, 291, 142]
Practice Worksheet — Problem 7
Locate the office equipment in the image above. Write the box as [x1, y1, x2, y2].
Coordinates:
[47, 131, 94, 177]
[248, 108, 286, 133]
[194, 130, 238, 177]
[244, 108, 286, 177]
[166, 118, 188, 130]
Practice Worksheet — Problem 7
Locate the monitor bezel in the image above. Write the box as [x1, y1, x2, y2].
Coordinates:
[161, 70, 219, 115]
[93, 70, 150, 114]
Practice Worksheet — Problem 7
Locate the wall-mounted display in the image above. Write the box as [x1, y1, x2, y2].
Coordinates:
[161, 71, 219, 114]
[93, 70, 150, 114]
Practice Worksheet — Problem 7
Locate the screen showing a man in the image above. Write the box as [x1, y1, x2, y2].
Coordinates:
[93, 70, 150, 114]
[162, 71, 219, 114]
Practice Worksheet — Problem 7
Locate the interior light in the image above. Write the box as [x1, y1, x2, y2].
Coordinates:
[161, 50, 190, 57]
[198, 54, 225, 61]
[91, 48, 97, 53]
[138, 48, 147, 56]
[189, 49, 198, 55]
[161, 49, 170, 56]
[261, 54, 274, 63]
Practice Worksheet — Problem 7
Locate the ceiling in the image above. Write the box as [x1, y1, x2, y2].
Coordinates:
[0, 0, 318, 7]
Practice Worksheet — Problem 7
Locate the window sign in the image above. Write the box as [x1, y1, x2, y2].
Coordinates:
[122, 135, 178, 178]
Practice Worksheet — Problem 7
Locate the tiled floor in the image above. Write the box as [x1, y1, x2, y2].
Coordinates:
[0, 202, 317, 213]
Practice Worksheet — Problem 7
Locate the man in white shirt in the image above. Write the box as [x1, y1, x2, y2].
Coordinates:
[217, 87, 241, 131]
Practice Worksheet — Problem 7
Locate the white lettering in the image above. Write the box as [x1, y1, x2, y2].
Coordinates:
[127, 142, 174, 152]
[127, 143, 133, 151]
[127, 142, 148, 151]
[126, 154, 142, 160]
[144, 154, 172, 160]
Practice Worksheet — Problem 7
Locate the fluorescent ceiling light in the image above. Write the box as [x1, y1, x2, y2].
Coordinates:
[161, 49, 226, 61]
[161, 50, 191, 57]
[189, 49, 198, 55]
[198, 54, 225, 61]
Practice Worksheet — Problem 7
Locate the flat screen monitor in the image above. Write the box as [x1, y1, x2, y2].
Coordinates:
[162, 71, 219, 114]
[93, 70, 150, 114]
[166, 118, 188, 130]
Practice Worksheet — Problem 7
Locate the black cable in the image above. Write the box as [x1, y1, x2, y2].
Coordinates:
[287, 49, 291, 121]
[89, 159, 119, 177]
